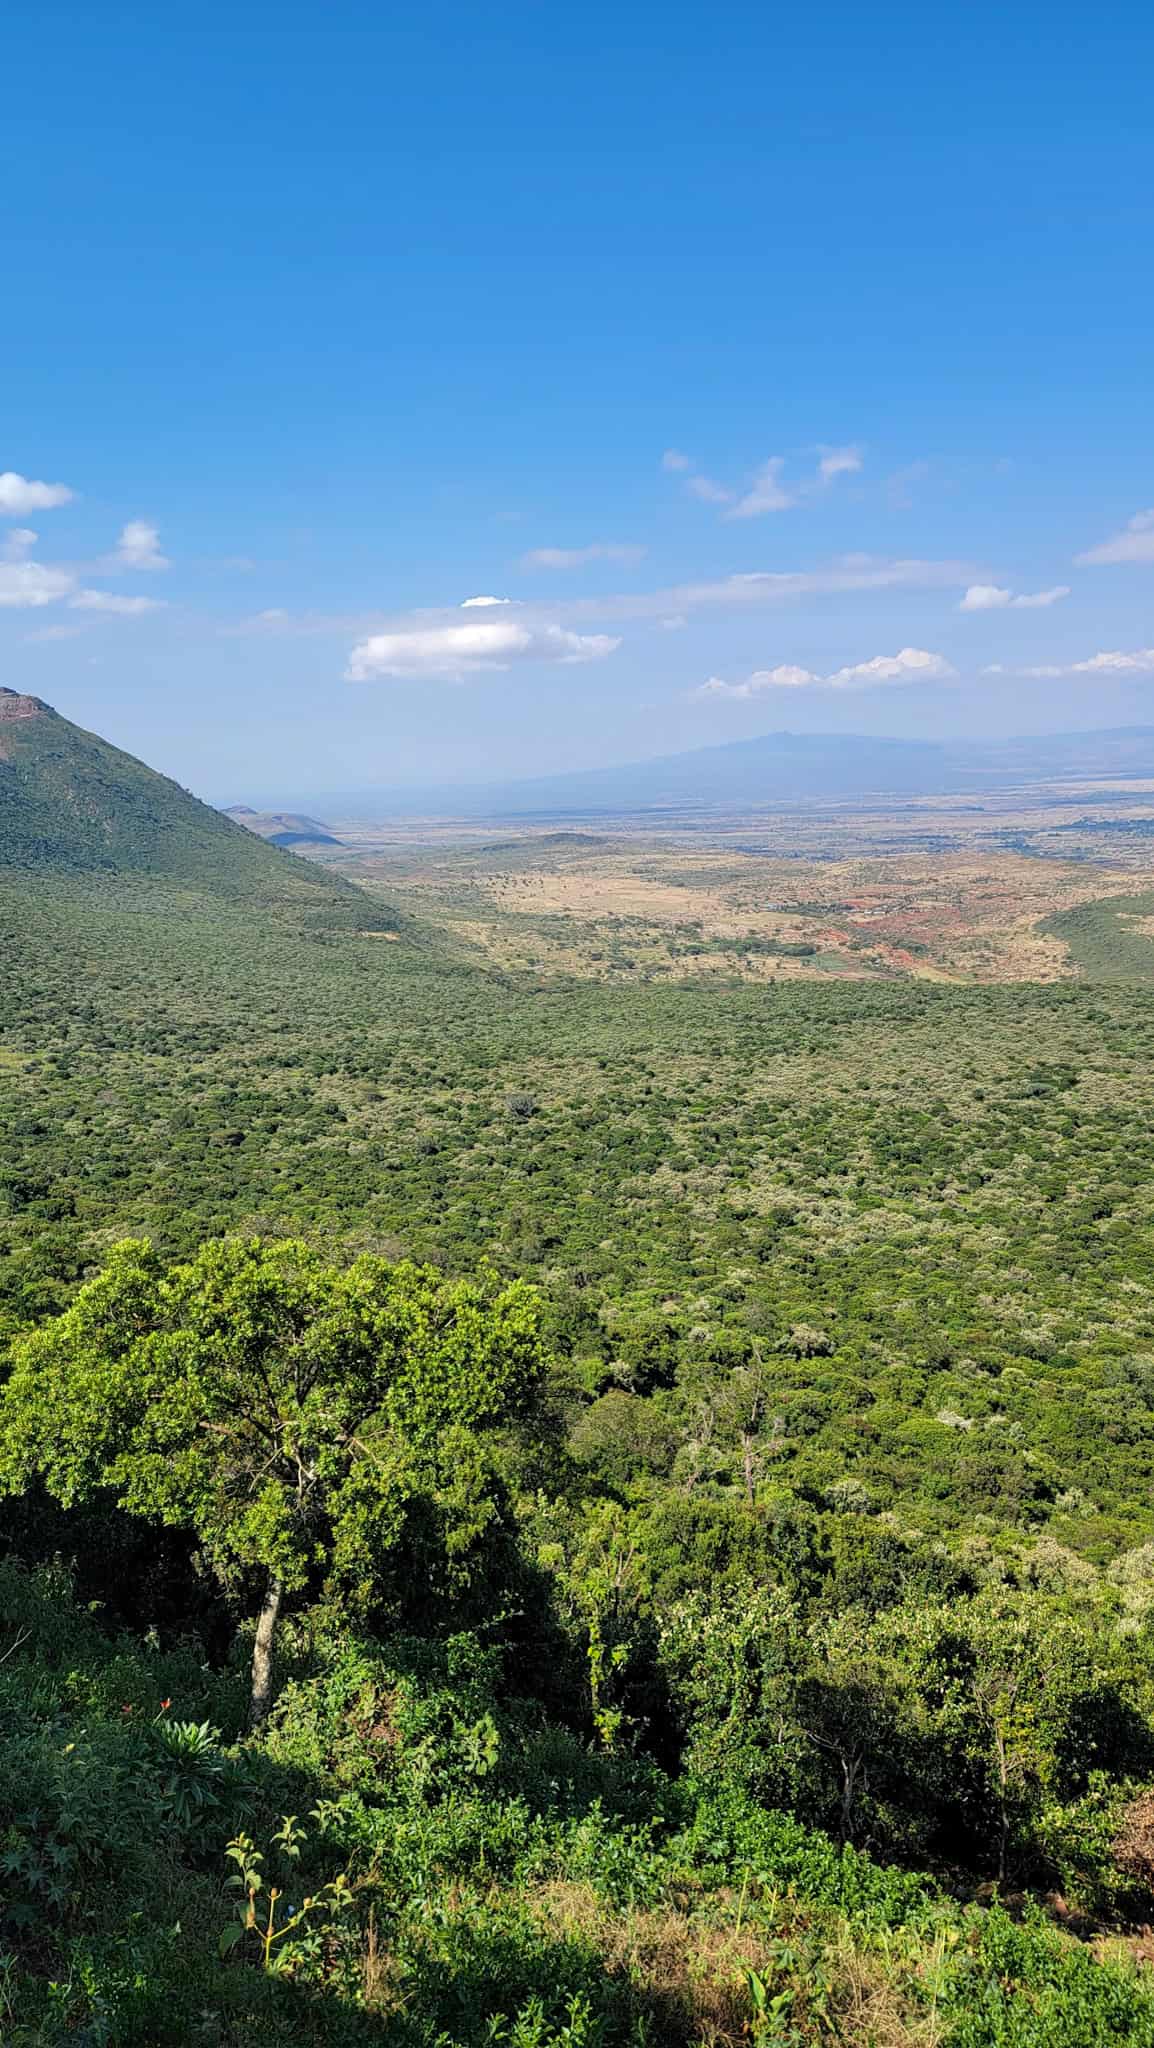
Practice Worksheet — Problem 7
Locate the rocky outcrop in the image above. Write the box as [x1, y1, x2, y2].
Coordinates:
[0, 690, 48, 721]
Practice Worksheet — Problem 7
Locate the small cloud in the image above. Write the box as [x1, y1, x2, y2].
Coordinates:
[2, 527, 38, 561]
[1002, 647, 1154, 678]
[825, 647, 954, 689]
[1076, 508, 1154, 567]
[660, 614, 687, 630]
[661, 448, 692, 472]
[0, 561, 77, 608]
[677, 446, 863, 518]
[697, 664, 818, 699]
[24, 623, 86, 643]
[1068, 647, 1154, 674]
[347, 619, 620, 681]
[519, 543, 646, 570]
[697, 646, 954, 700]
[108, 520, 169, 571]
[0, 471, 74, 514]
[1008, 586, 1070, 609]
[460, 594, 513, 607]
[817, 444, 864, 482]
[959, 583, 1070, 611]
[69, 589, 166, 615]
[726, 458, 794, 520]
[686, 475, 735, 506]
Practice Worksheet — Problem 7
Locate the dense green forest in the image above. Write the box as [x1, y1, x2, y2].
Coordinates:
[8, 796, 1154, 2040]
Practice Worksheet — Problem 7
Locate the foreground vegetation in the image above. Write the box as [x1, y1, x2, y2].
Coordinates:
[7, 843, 1154, 2040]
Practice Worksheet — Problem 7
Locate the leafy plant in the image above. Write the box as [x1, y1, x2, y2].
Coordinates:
[220, 1817, 355, 1976]
[151, 1717, 228, 1832]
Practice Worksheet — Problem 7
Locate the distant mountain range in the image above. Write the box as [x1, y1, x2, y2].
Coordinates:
[287, 725, 1154, 820]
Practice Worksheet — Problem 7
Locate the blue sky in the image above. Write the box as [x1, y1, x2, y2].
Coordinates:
[3, 0, 1152, 802]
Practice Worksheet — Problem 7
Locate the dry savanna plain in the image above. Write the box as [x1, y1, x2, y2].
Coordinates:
[314, 779, 1154, 987]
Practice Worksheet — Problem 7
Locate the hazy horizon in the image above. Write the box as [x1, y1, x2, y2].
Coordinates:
[208, 720, 1154, 818]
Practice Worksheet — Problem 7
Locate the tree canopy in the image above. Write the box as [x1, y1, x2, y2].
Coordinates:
[0, 1236, 545, 1716]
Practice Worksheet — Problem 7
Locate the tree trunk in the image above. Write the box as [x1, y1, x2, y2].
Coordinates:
[840, 1752, 862, 1845]
[249, 1573, 284, 1727]
[994, 1725, 1009, 1883]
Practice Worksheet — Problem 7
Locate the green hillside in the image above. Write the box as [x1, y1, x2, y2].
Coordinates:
[0, 689, 382, 923]
[9, 706, 1154, 2041]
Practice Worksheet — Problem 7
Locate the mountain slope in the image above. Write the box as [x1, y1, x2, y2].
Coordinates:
[0, 690, 381, 923]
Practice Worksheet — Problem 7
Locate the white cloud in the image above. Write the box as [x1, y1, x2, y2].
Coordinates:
[726, 457, 795, 520]
[69, 589, 166, 615]
[817, 444, 864, 482]
[698, 664, 819, 699]
[520, 543, 646, 570]
[651, 557, 972, 618]
[460, 594, 512, 607]
[675, 445, 864, 517]
[686, 474, 735, 506]
[24, 623, 86, 643]
[1005, 586, 1070, 609]
[825, 647, 954, 688]
[994, 648, 1154, 679]
[0, 471, 74, 514]
[697, 646, 954, 700]
[0, 561, 77, 608]
[0, 513, 170, 617]
[959, 583, 1070, 611]
[1069, 648, 1154, 672]
[1076, 509, 1154, 567]
[660, 614, 687, 630]
[108, 520, 169, 571]
[346, 620, 620, 681]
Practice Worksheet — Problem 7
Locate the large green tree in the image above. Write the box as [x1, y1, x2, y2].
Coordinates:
[0, 1237, 544, 1720]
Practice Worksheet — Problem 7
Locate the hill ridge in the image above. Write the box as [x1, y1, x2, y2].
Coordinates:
[0, 690, 388, 926]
